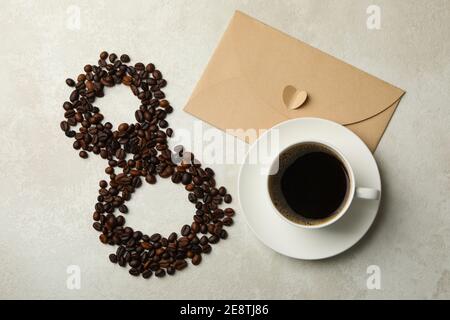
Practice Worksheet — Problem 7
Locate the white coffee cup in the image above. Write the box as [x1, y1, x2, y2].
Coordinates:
[267, 140, 380, 229]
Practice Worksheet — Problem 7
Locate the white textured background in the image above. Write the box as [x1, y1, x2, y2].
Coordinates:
[0, 0, 449, 299]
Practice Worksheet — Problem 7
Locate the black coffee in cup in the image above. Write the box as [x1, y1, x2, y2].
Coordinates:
[268, 142, 350, 225]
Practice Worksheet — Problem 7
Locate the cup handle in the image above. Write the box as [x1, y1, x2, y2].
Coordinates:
[355, 187, 380, 200]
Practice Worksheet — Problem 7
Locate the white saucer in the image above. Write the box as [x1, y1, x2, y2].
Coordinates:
[238, 118, 381, 260]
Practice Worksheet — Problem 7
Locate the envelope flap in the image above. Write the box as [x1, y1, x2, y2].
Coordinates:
[226, 11, 404, 125]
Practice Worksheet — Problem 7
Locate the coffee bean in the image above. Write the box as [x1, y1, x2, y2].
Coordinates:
[99, 234, 108, 244]
[191, 222, 200, 233]
[133, 231, 143, 240]
[167, 266, 175, 275]
[129, 259, 140, 268]
[79, 151, 88, 158]
[116, 215, 125, 226]
[109, 254, 118, 263]
[84, 64, 92, 73]
[150, 233, 161, 242]
[93, 222, 102, 231]
[171, 172, 182, 183]
[100, 51, 108, 60]
[224, 208, 235, 216]
[181, 173, 192, 185]
[219, 186, 227, 196]
[174, 260, 188, 270]
[223, 217, 233, 226]
[146, 63, 155, 73]
[192, 254, 202, 265]
[168, 232, 177, 242]
[77, 74, 86, 82]
[109, 53, 118, 63]
[202, 244, 212, 254]
[205, 167, 215, 177]
[60, 121, 70, 132]
[66, 78, 76, 87]
[224, 194, 232, 203]
[188, 193, 197, 203]
[220, 229, 228, 239]
[120, 54, 130, 63]
[129, 268, 140, 276]
[152, 70, 162, 80]
[70, 90, 79, 102]
[118, 123, 129, 132]
[135, 110, 144, 122]
[208, 235, 219, 244]
[142, 269, 153, 279]
[93, 211, 100, 221]
[155, 269, 166, 277]
[181, 224, 191, 236]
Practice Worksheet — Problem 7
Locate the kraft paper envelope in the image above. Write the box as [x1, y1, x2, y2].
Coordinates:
[184, 11, 405, 152]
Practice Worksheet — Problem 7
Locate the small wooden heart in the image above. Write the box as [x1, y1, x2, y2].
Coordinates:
[282, 85, 308, 110]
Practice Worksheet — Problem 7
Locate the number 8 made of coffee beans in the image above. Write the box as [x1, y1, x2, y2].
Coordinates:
[60, 52, 235, 279]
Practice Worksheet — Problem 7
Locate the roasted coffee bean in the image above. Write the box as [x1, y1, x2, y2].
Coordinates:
[150, 233, 161, 242]
[118, 123, 129, 132]
[199, 235, 209, 246]
[205, 167, 215, 177]
[133, 231, 143, 240]
[116, 215, 125, 226]
[174, 260, 188, 270]
[220, 230, 228, 239]
[171, 172, 182, 183]
[145, 63, 155, 73]
[218, 186, 227, 196]
[192, 254, 202, 265]
[178, 237, 189, 247]
[152, 70, 162, 80]
[93, 211, 100, 221]
[129, 268, 140, 276]
[142, 269, 153, 279]
[79, 151, 88, 159]
[129, 259, 140, 268]
[99, 234, 108, 244]
[65, 78, 76, 87]
[109, 254, 118, 263]
[181, 173, 192, 185]
[84, 64, 93, 73]
[145, 174, 156, 184]
[166, 128, 173, 137]
[188, 193, 197, 203]
[202, 244, 212, 254]
[60, 121, 70, 132]
[155, 269, 166, 277]
[100, 51, 108, 60]
[70, 90, 79, 102]
[166, 266, 175, 275]
[120, 54, 130, 63]
[109, 53, 118, 63]
[93, 222, 102, 231]
[223, 217, 233, 226]
[208, 235, 219, 244]
[181, 224, 191, 236]
[224, 194, 232, 203]
[135, 110, 144, 122]
[62, 52, 235, 279]
[224, 208, 235, 216]
[191, 222, 200, 233]
[168, 232, 177, 242]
